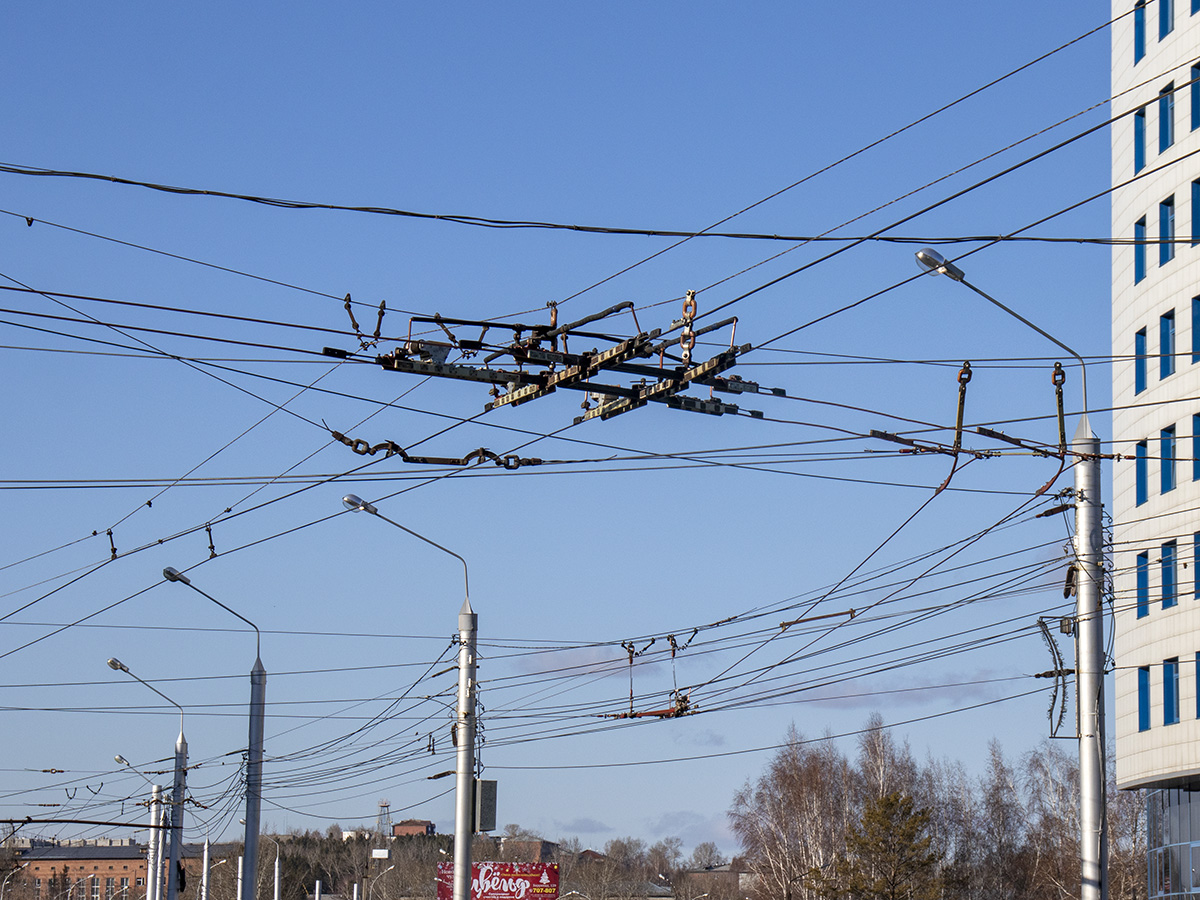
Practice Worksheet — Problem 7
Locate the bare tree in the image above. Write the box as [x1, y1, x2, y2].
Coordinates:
[729, 727, 852, 900]
[1023, 740, 1079, 900]
[686, 842, 727, 870]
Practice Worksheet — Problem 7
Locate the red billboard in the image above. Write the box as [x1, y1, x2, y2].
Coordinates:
[436, 862, 560, 900]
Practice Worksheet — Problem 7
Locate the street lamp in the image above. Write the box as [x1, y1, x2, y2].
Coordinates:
[202, 858, 229, 900]
[1, 864, 27, 900]
[914, 248, 1089, 415]
[106, 658, 187, 900]
[914, 248, 1106, 900]
[115, 756, 165, 900]
[163, 567, 266, 900]
[264, 835, 281, 900]
[367, 865, 395, 900]
[341, 495, 476, 900]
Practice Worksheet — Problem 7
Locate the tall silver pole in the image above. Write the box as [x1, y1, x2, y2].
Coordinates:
[1074, 416, 1107, 900]
[165, 728, 188, 900]
[154, 795, 168, 900]
[243, 656, 266, 900]
[913, 250, 1108, 900]
[273, 846, 280, 900]
[162, 568, 266, 900]
[200, 840, 210, 900]
[453, 599, 478, 900]
[147, 786, 162, 900]
[340, 496, 476, 900]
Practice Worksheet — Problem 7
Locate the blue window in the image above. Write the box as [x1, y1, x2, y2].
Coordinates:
[1138, 440, 1150, 505]
[1165, 657, 1180, 724]
[1161, 197, 1176, 265]
[1136, 108, 1147, 172]
[1137, 1, 1148, 60]
[1194, 296, 1200, 358]
[1139, 551, 1151, 617]
[1163, 0, 1176, 37]
[1194, 0, 1199, 13]
[1195, 534, 1200, 598]
[1162, 309, 1176, 374]
[1162, 425, 1177, 492]
[1194, 184, 1200, 244]
[1161, 83, 1176, 152]
[1194, 415, 1200, 481]
[1192, 66, 1200, 130]
[1163, 540, 1178, 607]
[1140, 665, 1152, 731]
[1161, 198, 1177, 265]
[1136, 327, 1148, 393]
[1137, 217, 1148, 283]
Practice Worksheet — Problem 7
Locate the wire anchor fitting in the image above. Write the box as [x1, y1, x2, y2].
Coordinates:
[679, 291, 697, 366]
[951, 361, 971, 456]
[329, 429, 544, 470]
[1052, 361, 1067, 457]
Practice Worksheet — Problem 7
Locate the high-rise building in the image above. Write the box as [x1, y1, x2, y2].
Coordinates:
[1112, 2, 1200, 897]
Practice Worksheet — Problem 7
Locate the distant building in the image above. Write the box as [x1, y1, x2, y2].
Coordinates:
[496, 839, 557, 864]
[679, 859, 754, 900]
[391, 820, 435, 837]
[13, 841, 238, 900]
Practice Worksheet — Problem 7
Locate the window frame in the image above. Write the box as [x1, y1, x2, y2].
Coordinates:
[1140, 664, 1153, 731]
[1163, 539, 1178, 607]
[1162, 424, 1177, 493]
[1161, 196, 1177, 266]
[1139, 550, 1151, 617]
[1137, 107, 1148, 172]
[1138, 439, 1150, 505]
[1161, 83, 1176, 152]
[1137, 327, 1149, 393]
[1137, 217, 1148, 283]
[1165, 657, 1181, 724]
[1162, 308, 1177, 376]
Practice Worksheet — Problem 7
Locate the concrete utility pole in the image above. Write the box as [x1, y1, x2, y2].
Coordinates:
[1074, 418, 1108, 900]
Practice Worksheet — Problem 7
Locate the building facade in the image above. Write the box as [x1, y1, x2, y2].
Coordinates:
[7, 840, 238, 900]
[1112, 1, 1200, 897]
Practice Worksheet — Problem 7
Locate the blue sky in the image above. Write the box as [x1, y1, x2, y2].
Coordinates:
[1, 3, 1115, 859]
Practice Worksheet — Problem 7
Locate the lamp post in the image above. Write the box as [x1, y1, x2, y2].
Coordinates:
[202, 858, 228, 900]
[915, 248, 1106, 900]
[115, 755, 164, 900]
[163, 567, 266, 900]
[107, 658, 187, 900]
[367, 865, 395, 900]
[341, 494, 476, 900]
[261, 834, 280, 900]
[2, 864, 27, 900]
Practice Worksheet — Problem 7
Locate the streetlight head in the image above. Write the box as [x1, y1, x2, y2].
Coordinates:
[163, 567, 190, 585]
[115, 754, 129, 766]
[107, 657, 128, 673]
[343, 494, 377, 515]
[915, 248, 965, 282]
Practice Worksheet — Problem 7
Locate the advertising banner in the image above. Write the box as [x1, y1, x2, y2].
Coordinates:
[435, 862, 560, 900]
